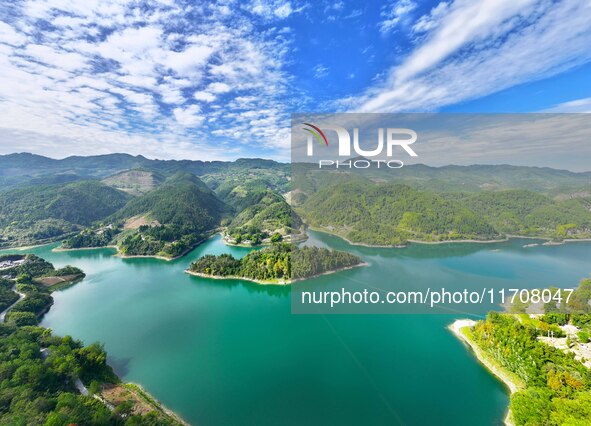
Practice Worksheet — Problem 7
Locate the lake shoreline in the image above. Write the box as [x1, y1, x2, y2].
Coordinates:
[309, 227, 591, 248]
[50, 232, 219, 261]
[449, 319, 524, 426]
[0, 253, 189, 425]
[185, 261, 369, 285]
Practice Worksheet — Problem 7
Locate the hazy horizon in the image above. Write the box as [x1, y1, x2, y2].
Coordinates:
[2, 150, 590, 174]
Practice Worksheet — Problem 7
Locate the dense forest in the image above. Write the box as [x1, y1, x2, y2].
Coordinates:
[188, 243, 362, 282]
[0, 254, 84, 326]
[297, 179, 591, 245]
[470, 312, 591, 425]
[224, 190, 301, 245]
[61, 172, 294, 256]
[465, 279, 591, 425]
[299, 181, 499, 245]
[62, 173, 229, 258]
[0, 180, 130, 247]
[0, 323, 183, 424]
[62, 227, 119, 249]
[0, 325, 119, 424]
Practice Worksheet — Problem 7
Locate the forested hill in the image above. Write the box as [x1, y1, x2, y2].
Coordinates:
[298, 181, 591, 245]
[2, 153, 591, 251]
[62, 173, 230, 258]
[109, 172, 228, 230]
[0, 180, 131, 247]
[224, 190, 302, 245]
[2, 153, 590, 194]
[468, 303, 591, 425]
[293, 163, 591, 195]
[101, 168, 165, 195]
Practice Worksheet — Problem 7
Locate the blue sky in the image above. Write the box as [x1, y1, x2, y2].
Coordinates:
[0, 0, 590, 161]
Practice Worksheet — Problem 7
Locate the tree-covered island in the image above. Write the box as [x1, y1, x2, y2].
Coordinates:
[186, 243, 364, 284]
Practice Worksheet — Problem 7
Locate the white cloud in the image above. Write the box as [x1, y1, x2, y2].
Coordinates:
[544, 97, 591, 113]
[165, 43, 216, 77]
[0, 0, 294, 159]
[247, 0, 294, 20]
[398, 0, 536, 81]
[313, 64, 329, 79]
[412, 2, 449, 33]
[207, 82, 232, 93]
[173, 105, 204, 127]
[379, 0, 416, 35]
[0, 21, 27, 45]
[24, 44, 88, 71]
[194, 91, 216, 102]
[352, 0, 591, 113]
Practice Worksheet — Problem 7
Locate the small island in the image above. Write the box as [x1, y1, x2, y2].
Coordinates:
[186, 243, 365, 285]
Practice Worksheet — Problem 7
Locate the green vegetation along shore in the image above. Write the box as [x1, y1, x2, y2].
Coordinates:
[186, 243, 364, 284]
[2, 154, 591, 254]
[296, 179, 591, 247]
[0, 253, 185, 425]
[451, 278, 591, 425]
[221, 190, 302, 246]
[59, 173, 228, 259]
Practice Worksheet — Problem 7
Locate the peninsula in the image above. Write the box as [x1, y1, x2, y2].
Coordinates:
[0, 253, 186, 425]
[450, 279, 591, 425]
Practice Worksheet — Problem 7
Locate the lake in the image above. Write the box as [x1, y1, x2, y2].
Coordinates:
[3, 232, 591, 425]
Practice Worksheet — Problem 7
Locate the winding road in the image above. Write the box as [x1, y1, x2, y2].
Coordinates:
[0, 285, 25, 322]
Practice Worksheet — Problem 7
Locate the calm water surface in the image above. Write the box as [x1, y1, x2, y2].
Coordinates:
[3, 232, 591, 425]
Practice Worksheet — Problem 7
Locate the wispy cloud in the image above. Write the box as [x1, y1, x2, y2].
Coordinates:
[348, 0, 591, 113]
[379, 0, 416, 35]
[544, 97, 591, 113]
[313, 64, 329, 79]
[0, 0, 302, 160]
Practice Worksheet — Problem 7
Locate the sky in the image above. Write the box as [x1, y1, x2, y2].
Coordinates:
[0, 0, 590, 165]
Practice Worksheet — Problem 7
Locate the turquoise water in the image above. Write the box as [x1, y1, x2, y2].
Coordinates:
[3, 233, 591, 425]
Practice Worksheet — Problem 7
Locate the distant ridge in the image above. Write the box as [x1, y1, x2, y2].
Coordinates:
[0, 153, 287, 188]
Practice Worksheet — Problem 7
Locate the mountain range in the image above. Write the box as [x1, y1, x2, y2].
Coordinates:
[1, 153, 590, 251]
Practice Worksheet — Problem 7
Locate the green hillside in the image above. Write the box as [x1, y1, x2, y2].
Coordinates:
[0, 153, 288, 190]
[111, 172, 226, 229]
[225, 190, 302, 245]
[63, 173, 229, 258]
[202, 162, 290, 212]
[102, 168, 165, 196]
[299, 181, 497, 245]
[294, 163, 591, 195]
[2, 153, 590, 252]
[453, 190, 591, 238]
[0, 181, 131, 247]
[298, 181, 591, 245]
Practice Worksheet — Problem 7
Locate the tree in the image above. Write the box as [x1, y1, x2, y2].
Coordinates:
[7, 311, 38, 326]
